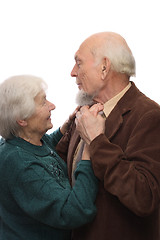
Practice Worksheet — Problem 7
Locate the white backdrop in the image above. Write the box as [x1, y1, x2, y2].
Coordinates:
[0, 0, 159, 132]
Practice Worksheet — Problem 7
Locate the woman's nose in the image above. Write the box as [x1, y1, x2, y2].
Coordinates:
[48, 101, 56, 111]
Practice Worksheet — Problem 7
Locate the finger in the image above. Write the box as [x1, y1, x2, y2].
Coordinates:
[80, 105, 90, 113]
[89, 103, 103, 112]
[76, 111, 81, 119]
[75, 106, 81, 112]
[89, 104, 98, 112]
[75, 117, 78, 126]
[89, 103, 104, 116]
[97, 103, 104, 112]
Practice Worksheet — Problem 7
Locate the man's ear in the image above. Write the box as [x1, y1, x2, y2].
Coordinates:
[101, 57, 111, 80]
[16, 119, 28, 127]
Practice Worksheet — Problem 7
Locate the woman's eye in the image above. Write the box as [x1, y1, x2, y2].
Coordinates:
[42, 98, 47, 105]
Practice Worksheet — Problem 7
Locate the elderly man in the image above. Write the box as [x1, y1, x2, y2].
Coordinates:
[56, 32, 160, 240]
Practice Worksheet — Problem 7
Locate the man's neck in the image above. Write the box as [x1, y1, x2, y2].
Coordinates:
[94, 72, 130, 103]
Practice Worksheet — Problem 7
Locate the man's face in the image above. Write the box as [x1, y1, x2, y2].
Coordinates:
[71, 40, 102, 100]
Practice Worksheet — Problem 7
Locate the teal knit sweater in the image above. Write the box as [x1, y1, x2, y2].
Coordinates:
[0, 129, 98, 240]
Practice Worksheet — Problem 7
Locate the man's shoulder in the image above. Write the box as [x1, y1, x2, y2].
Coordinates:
[133, 88, 160, 113]
[120, 82, 160, 112]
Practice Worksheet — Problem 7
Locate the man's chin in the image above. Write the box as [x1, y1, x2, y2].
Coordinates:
[76, 90, 95, 106]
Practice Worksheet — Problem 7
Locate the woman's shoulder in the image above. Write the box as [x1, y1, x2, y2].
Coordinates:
[0, 137, 38, 170]
[0, 138, 18, 156]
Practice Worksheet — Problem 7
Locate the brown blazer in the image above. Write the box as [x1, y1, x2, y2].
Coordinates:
[56, 82, 160, 240]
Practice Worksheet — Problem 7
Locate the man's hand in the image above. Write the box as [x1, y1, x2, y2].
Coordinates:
[75, 103, 105, 145]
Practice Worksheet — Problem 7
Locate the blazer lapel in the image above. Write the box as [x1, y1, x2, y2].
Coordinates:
[105, 107, 124, 140]
[105, 83, 136, 140]
[67, 129, 80, 182]
[105, 80, 156, 142]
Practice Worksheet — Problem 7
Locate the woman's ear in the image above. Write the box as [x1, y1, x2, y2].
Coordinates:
[101, 57, 111, 80]
[16, 119, 28, 127]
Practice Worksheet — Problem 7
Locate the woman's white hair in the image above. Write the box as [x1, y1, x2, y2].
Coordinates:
[91, 32, 136, 77]
[0, 75, 47, 139]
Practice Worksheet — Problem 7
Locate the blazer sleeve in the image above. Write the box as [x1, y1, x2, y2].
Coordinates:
[44, 128, 63, 147]
[90, 109, 160, 217]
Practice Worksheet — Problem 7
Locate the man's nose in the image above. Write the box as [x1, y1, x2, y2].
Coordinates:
[71, 64, 77, 77]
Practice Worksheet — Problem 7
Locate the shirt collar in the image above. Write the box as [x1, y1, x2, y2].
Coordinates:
[103, 82, 131, 117]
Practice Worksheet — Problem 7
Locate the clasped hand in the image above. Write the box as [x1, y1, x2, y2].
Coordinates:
[75, 103, 106, 145]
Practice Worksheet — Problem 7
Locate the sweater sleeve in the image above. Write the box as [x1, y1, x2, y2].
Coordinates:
[7, 153, 98, 229]
[44, 128, 63, 147]
[90, 109, 160, 217]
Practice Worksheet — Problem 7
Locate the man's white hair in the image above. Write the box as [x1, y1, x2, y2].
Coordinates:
[91, 32, 136, 77]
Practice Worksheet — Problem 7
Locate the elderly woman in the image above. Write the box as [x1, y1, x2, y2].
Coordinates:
[0, 75, 98, 240]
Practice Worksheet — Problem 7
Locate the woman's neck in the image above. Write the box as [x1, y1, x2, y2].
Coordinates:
[18, 132, 43, 146]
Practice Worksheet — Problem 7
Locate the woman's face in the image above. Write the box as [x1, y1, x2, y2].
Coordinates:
[25, 91, 55, 137]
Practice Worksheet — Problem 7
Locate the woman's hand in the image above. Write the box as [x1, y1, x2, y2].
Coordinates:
[60, 107, 79, 135]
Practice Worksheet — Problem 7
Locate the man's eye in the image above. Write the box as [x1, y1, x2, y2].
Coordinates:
[77, 61, 81, 67]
